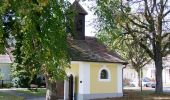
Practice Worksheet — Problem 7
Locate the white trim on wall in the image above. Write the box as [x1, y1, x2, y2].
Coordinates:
[64, 80, 69, 100]
[79, 62, 90, 94]
[117, 64, 123, 93]
[83, 63, 90, 94]
[98, 65, 111, 82]
[79, 62, 84, 94]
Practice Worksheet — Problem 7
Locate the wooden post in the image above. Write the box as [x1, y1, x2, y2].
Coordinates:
[140, 69, 143, 91]
[2, 80, 3, 88]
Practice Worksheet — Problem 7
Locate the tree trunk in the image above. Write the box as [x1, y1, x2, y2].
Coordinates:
[138, 71, 143, 91]
[140, 69, 143, 91]
[154, 44, 163, 93]
[45, 75, 58, 100]
[155, 57, 163, 93]
[137, 71, 140, 87]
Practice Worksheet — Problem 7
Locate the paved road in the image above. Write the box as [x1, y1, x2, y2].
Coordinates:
[0, 88, 45, 100]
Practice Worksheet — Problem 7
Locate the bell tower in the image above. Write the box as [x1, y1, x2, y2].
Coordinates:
[72, 0, 88, 40]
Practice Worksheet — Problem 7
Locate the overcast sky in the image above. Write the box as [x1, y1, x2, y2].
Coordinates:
[69, 0, 96, 36]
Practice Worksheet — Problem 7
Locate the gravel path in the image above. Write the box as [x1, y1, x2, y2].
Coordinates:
[0, 89, 45, 100]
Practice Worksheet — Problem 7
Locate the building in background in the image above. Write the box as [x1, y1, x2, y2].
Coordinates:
[0, 55, 12, 81]
[123, 55, 170, 86]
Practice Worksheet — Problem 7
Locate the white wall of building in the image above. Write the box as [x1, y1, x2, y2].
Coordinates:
[0, 63, 11, 80]
[123, 66, 138, 80]
[124, 55, 170, 85]
[0, 55, 12, 81]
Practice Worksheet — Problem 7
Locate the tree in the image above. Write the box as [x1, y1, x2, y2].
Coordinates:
[94, 0, 170, 93]
[0, 0, 72, 99]
[97, 32, 150, 90]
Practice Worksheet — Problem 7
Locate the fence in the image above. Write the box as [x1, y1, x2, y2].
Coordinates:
[0, 80, 12, 88]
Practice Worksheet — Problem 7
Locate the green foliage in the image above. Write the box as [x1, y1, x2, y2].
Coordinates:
[94, 0, 129, 34]
[94, 0, 170, 93]
[1, 0, 72, 84]
[0, 73, 3, 80]
[94, 0, 170, 58]
[0, 0, 8, 54]
[97, 31, 150, 73]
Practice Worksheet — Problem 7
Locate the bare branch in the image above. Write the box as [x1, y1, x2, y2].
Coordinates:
[162, 32, 170, 39]
[144, 0, 155, 32]
[144, 0, 152, 18]
[162, 37, 170, 56]
[139, 41, 154, 59]
[163, 10, 170, 18]
[160, 0, 164, 13]
[151, 0, 156, 13]
[140, 59, 151, 69]
[133, 30, 152, 40]
[125, 23, 154, 59]
[128, 17, 148, 29]
[163, 0, 169, 9]
[163, 49, 170, 57]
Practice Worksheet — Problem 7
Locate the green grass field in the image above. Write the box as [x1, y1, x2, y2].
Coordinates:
[0, 92, 24, 100]
[16, 88, 46, 96]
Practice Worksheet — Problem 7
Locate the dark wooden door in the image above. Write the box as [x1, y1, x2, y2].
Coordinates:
[69, 74, 74, 100]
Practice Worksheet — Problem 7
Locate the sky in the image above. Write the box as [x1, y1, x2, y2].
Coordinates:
[69, 0, 96, 36]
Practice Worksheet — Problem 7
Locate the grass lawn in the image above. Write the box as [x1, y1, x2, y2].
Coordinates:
[0, 92, 24, 100]
[16, 88, 46, 96]
[94, 90, 170, 100]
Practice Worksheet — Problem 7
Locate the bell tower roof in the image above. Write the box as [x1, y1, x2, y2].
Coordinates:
[72, 0, 88, 15]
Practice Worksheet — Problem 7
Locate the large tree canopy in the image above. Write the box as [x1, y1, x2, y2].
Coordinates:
[97, 32, 150, 73]
[94, 0, 170, 93]
[0, 0, 72, 99]
[97, 29, 150, 89]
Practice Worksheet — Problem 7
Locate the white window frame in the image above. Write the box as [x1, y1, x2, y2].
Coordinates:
[98, 65, 111, 82]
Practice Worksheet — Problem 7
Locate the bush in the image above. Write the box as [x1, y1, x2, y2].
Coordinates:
[12, 77, 20, 88]
[12, 76, 30, 88]
[3, 83, 13, 88]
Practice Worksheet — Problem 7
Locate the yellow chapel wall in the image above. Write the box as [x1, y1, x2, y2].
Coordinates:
[66, 61, 123, 95]
[90, 62, 119, 94]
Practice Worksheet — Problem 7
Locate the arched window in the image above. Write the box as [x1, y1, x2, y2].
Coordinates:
[98, 66, 111, 82]
[100, 69, 108, 79]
